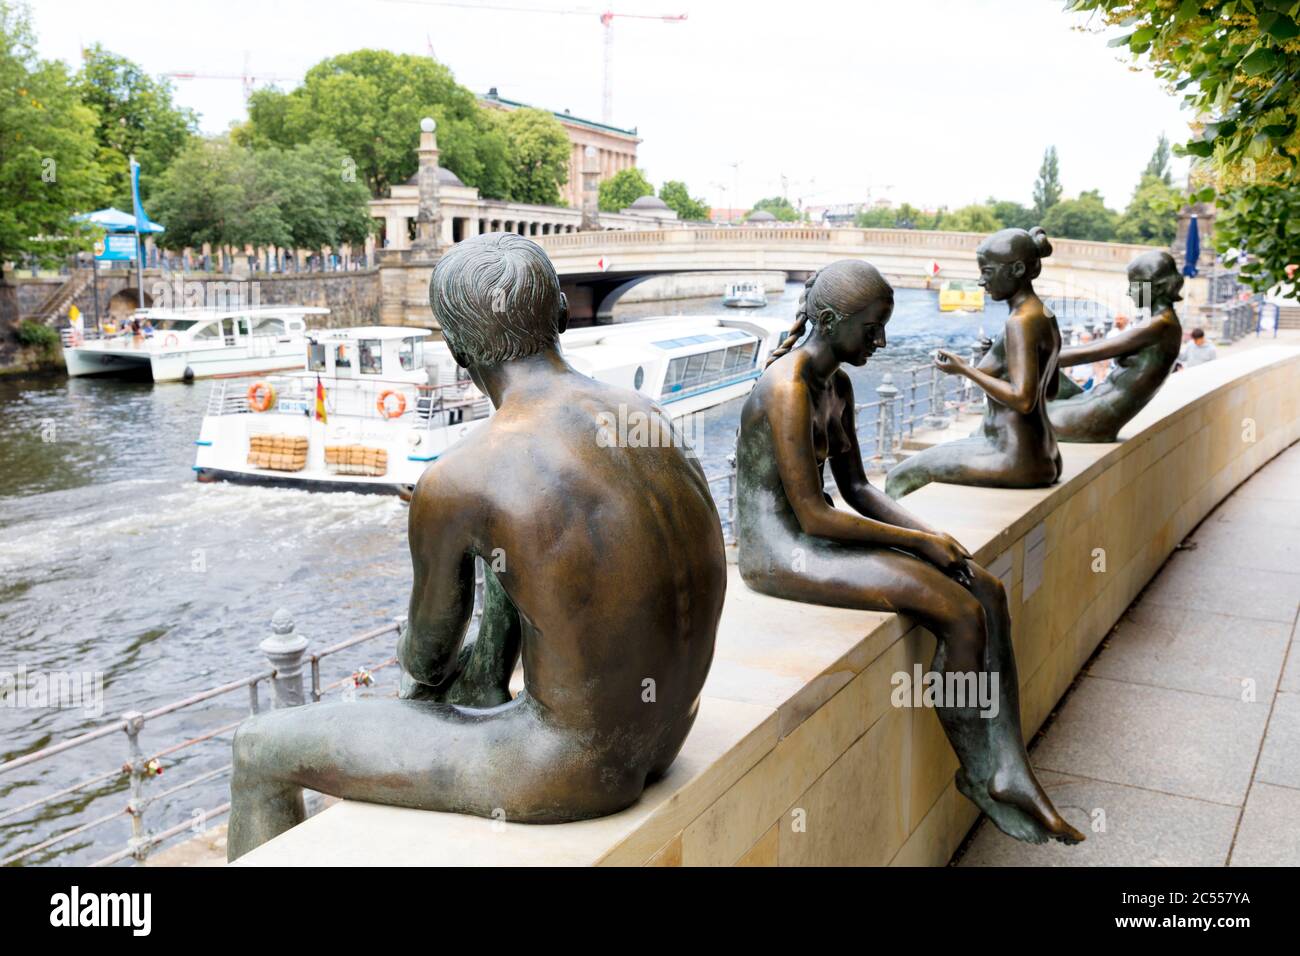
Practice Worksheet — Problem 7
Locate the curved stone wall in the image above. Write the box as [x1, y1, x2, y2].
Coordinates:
[238, 344, 1300, 867]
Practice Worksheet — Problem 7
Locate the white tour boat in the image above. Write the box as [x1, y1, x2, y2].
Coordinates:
[721, 280, 768, 308]
[62, 306, 324, 382]
[193, 314, 788, 494]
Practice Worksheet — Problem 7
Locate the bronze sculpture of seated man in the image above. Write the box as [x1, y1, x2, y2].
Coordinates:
[227, 233, 727, 861]
[885, 227, 1063, 500]
[1048, 250, 1185, 443]
[736, 260, 1083, 846]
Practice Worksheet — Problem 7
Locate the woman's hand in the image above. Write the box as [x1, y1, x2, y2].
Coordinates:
[934, 348, 970, 377]
[914, 532, 974, 586]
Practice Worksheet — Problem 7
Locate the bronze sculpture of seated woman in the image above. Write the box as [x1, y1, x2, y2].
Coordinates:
[885, 227, 1062, 500]
[1048, 250, 1185, 443]
[735, 259, 1083, 846]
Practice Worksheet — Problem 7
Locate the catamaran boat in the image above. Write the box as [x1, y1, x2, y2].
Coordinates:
[193, 314, 788, 494]
[62, 306, 325, 381]
[722, 280, 768, 308]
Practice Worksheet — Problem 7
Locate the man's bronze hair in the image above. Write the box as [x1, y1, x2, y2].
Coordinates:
[430, 233, 565, 366]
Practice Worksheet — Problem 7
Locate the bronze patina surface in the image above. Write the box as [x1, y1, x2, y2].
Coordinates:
[1048, 250, 1185, 443]
[885, 227, 1063, 499]
[736, 260, 1083, 846]
[227, 233, 726, 861]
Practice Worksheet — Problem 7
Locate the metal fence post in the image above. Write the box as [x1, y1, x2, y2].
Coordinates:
[875, 374, 899, 471]
[261, 608, 310, 708]
[121, 710, 150, 862]
[925, 361, 951, 429]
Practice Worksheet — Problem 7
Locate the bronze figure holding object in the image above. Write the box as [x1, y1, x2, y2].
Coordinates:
[736, 260, 1083, 846]
[885, 227, 1063, 500]
[1048, 250, 1185, 443]
[227, 234, 726, 861]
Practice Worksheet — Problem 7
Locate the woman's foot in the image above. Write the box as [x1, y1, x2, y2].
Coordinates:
[989, 764, 1085, 844]
[956, 768, 1050, 845]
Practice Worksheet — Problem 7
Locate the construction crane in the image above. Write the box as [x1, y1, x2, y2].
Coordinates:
[379, 1, 687, 123]
[162, 54, 295, 101]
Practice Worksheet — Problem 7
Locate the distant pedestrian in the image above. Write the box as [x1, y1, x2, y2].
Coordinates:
[1176, 328, 1217, 370]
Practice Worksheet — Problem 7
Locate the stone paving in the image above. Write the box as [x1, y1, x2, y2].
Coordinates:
[960, 441, 1300, 866]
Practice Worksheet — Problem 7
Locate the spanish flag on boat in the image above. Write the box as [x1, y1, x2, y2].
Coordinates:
[315, 375, 327, 424]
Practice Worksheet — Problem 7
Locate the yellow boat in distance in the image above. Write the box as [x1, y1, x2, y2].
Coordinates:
[938, 279, 985, 313]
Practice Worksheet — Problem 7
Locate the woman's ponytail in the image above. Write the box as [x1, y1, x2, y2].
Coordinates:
[765, 271, 818, 368]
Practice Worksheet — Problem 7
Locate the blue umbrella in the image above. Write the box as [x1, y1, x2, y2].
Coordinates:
[1182, 214, 1200, 278]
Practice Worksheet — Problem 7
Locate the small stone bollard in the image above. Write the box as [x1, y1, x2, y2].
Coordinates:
[924, 362, 951, 430]
[261, 608, 310, 709]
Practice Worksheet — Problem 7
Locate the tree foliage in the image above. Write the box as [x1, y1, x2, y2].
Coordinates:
[598, 167, 654, 211]
[1033, 145, 1062, 218]
[1116, 173, 1181, 245]
[1066, 0, 1300, 286]
[939, 203, 1001, 233]
[750, 196, 800, 221]
[243, 49, 513, 200]
[494, 107, 569, 206]
[658, 180, 710, 220]
[74, 44, 197, 208]
[0, 1, 103, 271]
[1041, 189, 1118, 242]
[149, 136, 373, 253]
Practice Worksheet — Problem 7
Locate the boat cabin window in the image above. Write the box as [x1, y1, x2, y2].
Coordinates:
[193, 320, 224, 341]
[723, 341, 757, 371]
[399, 336, 421, 371]
[147, 318, 197, 332]
[661, 343, 756, 398]
[358, 338, 383, 375]
[335, 344, 352, 369]
[252, 316, 287, 337]
[308, 341, 327, 372]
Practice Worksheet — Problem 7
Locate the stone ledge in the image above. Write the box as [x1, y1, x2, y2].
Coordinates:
[239, 344, 1300, 867]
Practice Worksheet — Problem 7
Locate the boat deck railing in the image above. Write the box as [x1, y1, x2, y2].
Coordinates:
[204, 377, 491, 429]
[0, 613, 406, 867]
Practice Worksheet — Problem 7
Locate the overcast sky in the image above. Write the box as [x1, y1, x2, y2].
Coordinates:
[31, 0, 1192, 212]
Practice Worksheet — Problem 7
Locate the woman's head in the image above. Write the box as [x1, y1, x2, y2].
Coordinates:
[766, 259, 894, 368]
[1127, 249, 1183, 309]
[976, 226, 1052, 300]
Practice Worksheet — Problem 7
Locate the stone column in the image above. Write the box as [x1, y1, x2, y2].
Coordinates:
[581, 145, 601, 231]
[411, 117, 443, 256]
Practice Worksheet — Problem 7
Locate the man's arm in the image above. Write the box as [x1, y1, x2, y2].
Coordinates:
[398, 467, 476, 689]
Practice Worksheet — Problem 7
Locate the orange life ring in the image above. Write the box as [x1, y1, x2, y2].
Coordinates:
[247, 381, 276, 412]
[163, 333, 180, 347]
[377, 390, 406, 419]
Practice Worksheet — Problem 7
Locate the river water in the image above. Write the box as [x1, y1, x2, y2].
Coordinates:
[0, 281, 1003, 865]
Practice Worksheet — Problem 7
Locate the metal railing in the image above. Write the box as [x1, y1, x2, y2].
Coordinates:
[0, 612, 404, 867]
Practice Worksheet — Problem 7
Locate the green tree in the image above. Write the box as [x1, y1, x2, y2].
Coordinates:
[854, 205, 897, 228]
[74, 44, 198, 209]
[939, 203, 1000, 233]
[1143, 132, 1173, 185]
[658, 180, 709, 221]
[1041, 189, 1118, 242]
[1115, 174, 1181, 246]
[148, 137, 252, 254]
[0, 1, 104, 326]
[151, 136, 374, 257]
[1065, 0, 1300, 288]
[598, 167, 654, 212]
[245, 50, 512, 200]
[494, 107, 569, 206]
[750, 196, 799, 221]
[1033, 146, 1062, 218]
[988, 199, 1035, 231]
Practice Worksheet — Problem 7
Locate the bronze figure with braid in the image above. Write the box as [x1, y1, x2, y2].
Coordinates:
[736, 260, 1083, 846]
[885, 227, 1063, 500]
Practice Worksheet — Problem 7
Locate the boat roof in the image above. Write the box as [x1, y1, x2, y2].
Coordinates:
[312, 326, 433, 340]
[139, 306, 329, 320]
[562, 315, 786, 352]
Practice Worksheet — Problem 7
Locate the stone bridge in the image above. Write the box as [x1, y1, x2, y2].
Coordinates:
[535, 227, 1163, 320]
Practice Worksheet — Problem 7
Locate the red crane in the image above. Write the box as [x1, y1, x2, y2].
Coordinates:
[380, 1, 687, 123]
